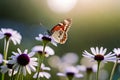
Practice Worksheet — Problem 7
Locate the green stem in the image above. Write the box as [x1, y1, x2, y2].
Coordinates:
[2, 39, 10, 80]
[67, 77, 73, 80]
[36, 43, 46, 80]
[96, 61, 101, 80]
[16, 67, 21, 80]
[21, 73, 23, 80]
[87, 72, 91, 80]
[109, 60, 118, 80]
[3, 38, 10, 62]
[36, 54, 41, 80]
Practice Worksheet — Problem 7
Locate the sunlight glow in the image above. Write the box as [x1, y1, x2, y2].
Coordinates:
[47, 0, 78, 13]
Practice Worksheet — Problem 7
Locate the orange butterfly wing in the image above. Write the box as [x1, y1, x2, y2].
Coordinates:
[51, 19, 72, 44]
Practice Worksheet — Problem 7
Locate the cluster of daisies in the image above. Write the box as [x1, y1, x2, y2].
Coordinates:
[0, 28, 56, 80]
[0, 28, 120, 80]
[48, 47, 120, 80]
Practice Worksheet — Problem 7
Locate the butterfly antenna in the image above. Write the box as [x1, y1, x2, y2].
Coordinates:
[47, 30, 52, 35]
[39, 22, 49, 35]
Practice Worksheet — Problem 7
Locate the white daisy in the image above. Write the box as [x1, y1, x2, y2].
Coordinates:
[32, 45, 55, 57]
[76, 64, 97, 73]
[57, 66, 83, 79]
[35, 34, 57, 46]
[113, 48, 120, 61]
[113, 48, 120, 56]
[0, 28, 22, 45]
[82, 47, 116, 63]
[33, 63, 51, 79]
[1, 60, 17, 76]
[109, 48, 120, 80]
[61, 52, 78, 65]
[48, 53, 78, 73]
[9, 48, 38, 76]
[48, 55, 61, 69]
[79, 57, 103, 73]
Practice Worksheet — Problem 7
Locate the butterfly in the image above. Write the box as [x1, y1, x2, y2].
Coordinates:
[50, 18, 72, 44]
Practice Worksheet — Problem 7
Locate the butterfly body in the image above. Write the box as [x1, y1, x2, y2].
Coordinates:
[51, 18, 72, 44]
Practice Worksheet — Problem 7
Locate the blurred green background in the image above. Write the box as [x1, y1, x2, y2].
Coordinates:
[0, 0, 120, 80]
